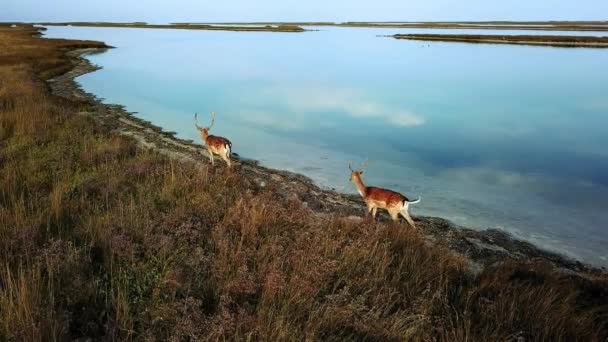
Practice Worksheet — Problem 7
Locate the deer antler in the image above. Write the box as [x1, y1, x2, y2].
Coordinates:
[194, 112, 202, 129]
[348, 161, 353, 172]
[208, 111, 216, 130]
[360, 158, 370, 172]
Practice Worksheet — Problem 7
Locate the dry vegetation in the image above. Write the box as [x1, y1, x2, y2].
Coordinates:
[0, 24, 607, 341]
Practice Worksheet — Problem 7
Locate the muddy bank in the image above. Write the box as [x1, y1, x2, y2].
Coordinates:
[48, 47, 605, 276]
[392, 33, 608, 47]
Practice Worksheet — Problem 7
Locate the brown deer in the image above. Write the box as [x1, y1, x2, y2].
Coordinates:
[349, 161, 420, 228]
[194, 112, 232, 167]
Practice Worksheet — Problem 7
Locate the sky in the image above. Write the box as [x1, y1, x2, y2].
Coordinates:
[3, 0, 608, 23]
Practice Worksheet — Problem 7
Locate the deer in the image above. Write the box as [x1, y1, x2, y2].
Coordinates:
[194, 112, 232, 168]
[349, 161, 420, 229]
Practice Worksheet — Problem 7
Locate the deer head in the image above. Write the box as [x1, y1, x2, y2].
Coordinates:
[194, 111, 216, 136]
[348, 160, 368, 182]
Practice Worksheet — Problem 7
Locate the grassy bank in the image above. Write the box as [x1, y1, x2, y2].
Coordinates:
[1, 24, 607, 341]
[391, 33, 608, 47]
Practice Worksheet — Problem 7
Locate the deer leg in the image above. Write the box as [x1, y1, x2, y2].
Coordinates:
[365, 203, 374, 220]
[400, 208, 416, 229]
[221, 150, 231, 168]
[389, 209, 400, 221]
[207, 148, 214, 165]
[372, 207, 378, 220]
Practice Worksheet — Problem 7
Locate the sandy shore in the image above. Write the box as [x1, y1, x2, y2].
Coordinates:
[48, 48, 604, 275]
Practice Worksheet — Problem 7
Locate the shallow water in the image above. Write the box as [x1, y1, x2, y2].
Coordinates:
[43, 25, 608, 266]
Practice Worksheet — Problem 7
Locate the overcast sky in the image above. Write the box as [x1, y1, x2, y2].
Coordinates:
[3, 0, 608, 23]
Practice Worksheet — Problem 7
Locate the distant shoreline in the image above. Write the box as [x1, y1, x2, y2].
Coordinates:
[191, 20, 608, 32]
[391, 33, 608, 47]
[6, 21, 608, 33]
[30, 22, 307, 32]
[21, 21, 608, 49]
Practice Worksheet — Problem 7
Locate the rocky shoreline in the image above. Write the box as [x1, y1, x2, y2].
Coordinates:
[49, 48, 604, 276]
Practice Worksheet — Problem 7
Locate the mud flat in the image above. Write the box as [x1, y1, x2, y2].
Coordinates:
[391, 33, 608, 47]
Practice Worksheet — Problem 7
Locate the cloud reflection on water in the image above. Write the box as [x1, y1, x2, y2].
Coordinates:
[241, 86, 425, 129]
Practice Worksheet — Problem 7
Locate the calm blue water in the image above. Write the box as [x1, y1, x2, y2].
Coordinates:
[43, 26, 608, 266]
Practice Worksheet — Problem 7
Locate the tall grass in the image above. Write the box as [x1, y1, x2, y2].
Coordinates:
[0, 24, 606, 341]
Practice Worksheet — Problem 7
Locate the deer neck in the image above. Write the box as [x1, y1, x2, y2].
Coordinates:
[199, 128, 209, 141]
[352, 174, 367, 198]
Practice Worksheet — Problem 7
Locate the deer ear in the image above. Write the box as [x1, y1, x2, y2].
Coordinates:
[360, 171, 364, 175]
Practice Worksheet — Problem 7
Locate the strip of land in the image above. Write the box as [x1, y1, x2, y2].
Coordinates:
[200, 21, 608, 32]
[32, 22, 306, 32]
[1, 24, 607, 341]
[13, 21, 608, 33]
[342, 21, 608, 31]
[391, 33, 608, 47]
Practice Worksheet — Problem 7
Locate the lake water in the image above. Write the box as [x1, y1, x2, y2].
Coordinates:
[43, 26, 608, 266]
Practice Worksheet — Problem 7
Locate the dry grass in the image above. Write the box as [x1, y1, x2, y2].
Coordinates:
[0, 24, 607, 341]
